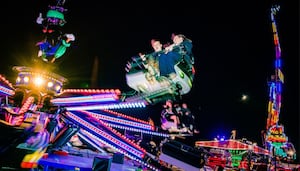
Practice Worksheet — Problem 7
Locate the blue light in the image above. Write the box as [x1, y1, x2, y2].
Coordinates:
[275, 59, 281, 68]
[276, 82, 282, 93]
[215, 134, 226, 141]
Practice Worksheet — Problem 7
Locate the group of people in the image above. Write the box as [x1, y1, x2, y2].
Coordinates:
[147, 34, 193, 79]
[160, 99, 195, 134]
[129, 33, 194, 84]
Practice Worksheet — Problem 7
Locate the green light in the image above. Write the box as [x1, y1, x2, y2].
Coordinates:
[179, 70, 184, 78]
[188, 79, 192, 87]
[46, 10, 65, 20]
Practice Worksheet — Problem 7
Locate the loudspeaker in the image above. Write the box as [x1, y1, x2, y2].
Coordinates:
[92, 156, 112, 171]
[112, 152, 124, 164]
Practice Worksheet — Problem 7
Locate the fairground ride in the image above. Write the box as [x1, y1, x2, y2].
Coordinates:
[262, 4, 296, 163]
[0, 0, 198, 170]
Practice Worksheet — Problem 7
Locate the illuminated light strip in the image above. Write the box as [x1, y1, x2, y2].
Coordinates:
[266, 6, 283, 131]
[61, 88, 121, 95]
[13, 66, 67, 83]
[18, 72, 64, 85]
[80, 129, 159, 171]
[85, 111, 153, 130]
[92, 115, 147, 155]
[106, 123, 169, 138]
[0, 74, 15, 89]
[277, 68, 284, 83]
[51, 94, 118, 104]
[90, 115, 147, 157]
[19, 97, 35, 114]
[0, 85, 15, 96]
[103, 109, 152, 125]
[66, 101, 146, 111]
[195, 140, 249, 150]
[79, 130, 129, 156]
[76, 131, 108, 154]
[96, 115, 152, 130]
[97, 119, 148, 153]
[16, 73, 63, 94]
[270, 8, 281, 59]
[66, 112, 145, 158]
[80, 128, 159, 170]
[81, 130, 159, 171]
[195, 140, 270, 155]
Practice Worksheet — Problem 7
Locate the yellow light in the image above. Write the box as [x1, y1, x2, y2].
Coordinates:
[24, 76, 29, 83]
[47, 82, 54, 87]
[34, 76, 44, 86]
[241, 94, 248, 101]
[16, 77, 21, 83]
[55, 85, 61, 91]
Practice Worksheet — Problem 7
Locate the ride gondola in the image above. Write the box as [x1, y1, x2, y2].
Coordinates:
[125, 37, 195, 104]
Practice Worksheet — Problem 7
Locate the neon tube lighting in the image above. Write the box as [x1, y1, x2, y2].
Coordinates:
[0, 86, 15, 96]
[66, 101, 146, 111]
[86, 111, 152, 130]
[51, 94, 118, 104]
[67, 112, 145, 158]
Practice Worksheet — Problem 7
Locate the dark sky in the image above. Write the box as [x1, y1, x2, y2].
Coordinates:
[0, 0, 298, 158]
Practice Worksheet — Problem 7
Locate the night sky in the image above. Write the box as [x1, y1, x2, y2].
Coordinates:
[0, 0, 298, 159]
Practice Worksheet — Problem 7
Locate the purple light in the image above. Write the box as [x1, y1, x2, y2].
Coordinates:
[0, 85, 15, 96]
[66, 101, 146, 111]
[51, 94, 118, 104]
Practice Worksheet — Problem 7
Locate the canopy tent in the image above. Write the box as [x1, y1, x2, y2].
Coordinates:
[195, 139, 270, 155]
